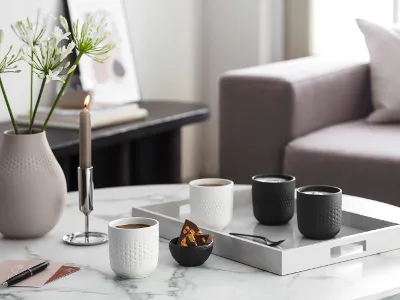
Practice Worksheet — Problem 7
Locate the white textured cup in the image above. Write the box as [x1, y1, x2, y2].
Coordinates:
[189, 178, 234, 230]
[108, 217, 159, 279]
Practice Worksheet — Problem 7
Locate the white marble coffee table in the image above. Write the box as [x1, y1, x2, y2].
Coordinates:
[1, 184, 400, 300]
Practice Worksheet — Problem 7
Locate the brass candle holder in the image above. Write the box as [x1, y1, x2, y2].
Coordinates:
[63, 167, 108, 246]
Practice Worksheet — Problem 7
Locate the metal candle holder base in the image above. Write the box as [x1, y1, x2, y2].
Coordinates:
[63, 167, 108, 246]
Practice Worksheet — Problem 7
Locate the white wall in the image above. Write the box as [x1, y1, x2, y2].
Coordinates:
[311, 0, 393, 57]
[202, 0, 284, 176]
[124, 0, 204, 181]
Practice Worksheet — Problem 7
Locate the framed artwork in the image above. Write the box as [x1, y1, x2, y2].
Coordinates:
[66, 0, 141, 104]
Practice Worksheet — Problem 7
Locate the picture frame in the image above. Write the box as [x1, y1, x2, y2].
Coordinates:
[66, 0, 141, 104]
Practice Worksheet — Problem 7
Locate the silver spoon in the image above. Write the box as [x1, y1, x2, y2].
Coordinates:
[229, 233, 285, 247]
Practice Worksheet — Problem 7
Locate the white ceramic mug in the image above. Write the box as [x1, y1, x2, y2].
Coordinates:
[108, 217, 159, 279]
[189, 178, 234, 230]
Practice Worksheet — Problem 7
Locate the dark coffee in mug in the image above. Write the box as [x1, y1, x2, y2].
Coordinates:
[198, 183, 226, 187]
[116, 224, 150, 229]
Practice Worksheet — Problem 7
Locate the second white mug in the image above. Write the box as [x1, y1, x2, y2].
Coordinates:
[189, 178, 234, 230]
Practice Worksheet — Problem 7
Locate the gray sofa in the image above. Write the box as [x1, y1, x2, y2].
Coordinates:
[220, 56, 400, 206]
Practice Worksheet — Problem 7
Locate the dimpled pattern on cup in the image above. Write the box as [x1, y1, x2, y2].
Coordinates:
[280, 189, 294, 211]
[109, 219, 159, 279]
[109, 237, 157, 275]
[252, 175, 295, 225]
[189, 179, 234, 230]
[193, 194, 232, 228]
[317, 201, 342, 232]
[297, 186, 342, 240]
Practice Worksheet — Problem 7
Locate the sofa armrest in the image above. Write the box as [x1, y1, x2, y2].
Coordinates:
[219, 56, 372, 183]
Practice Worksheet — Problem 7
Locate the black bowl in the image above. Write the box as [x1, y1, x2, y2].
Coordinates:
[169, 237, 213, 267]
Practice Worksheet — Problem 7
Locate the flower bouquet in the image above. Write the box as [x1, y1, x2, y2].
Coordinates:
[4, 10, 115, 134]
[0, 11, 115, 239]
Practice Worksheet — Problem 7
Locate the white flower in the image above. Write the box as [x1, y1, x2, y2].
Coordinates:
[0, 30, 21, 74]
[25, 34, 76, 83]
[45, 69, 62, 83]
[11, 9, 48, 47]
[21, 53, 33, 64]
[52, 26, 70, 43]
[39, 42, 46, 59]
[59, 41, 75, 61]
[72, 13, 115, 63]
[59, 15, 69, 32]
[67, 41, 75, 51]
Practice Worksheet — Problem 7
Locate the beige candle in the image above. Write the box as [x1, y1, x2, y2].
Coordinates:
[79, 95, 92, 169]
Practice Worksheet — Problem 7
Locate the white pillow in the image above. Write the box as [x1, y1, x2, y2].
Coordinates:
[357, 19, 400, 123]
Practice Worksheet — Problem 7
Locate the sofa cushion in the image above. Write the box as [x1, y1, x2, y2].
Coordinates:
[357, 19, 400, 123]
[284, 120, 400, 206]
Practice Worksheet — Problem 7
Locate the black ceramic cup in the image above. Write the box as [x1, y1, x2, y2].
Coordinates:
[297, 185, 342, 240]
[252, 174, 296, 225]
[169, 237, 213, 267]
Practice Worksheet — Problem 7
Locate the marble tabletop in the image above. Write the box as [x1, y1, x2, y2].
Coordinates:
[2, 184, 400, 300]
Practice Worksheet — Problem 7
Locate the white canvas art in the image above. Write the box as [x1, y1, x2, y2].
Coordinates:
[67, 0, 141, 104]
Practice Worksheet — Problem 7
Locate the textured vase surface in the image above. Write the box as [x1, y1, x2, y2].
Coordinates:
[0, 130, 67, 238]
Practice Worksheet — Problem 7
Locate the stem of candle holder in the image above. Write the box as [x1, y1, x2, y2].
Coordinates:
[62, 166, 108, 246]
[85, 215, 89, 243]
[85, 215, 89, 232]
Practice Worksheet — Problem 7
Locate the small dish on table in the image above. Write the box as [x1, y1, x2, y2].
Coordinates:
[169, 237, 213, 267]
[168, 219, 214, 267]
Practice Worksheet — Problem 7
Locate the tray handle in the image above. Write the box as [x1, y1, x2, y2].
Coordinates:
[330, 240, 367, 259]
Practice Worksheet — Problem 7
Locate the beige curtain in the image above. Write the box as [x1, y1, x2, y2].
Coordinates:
[285, 0, 312, 59]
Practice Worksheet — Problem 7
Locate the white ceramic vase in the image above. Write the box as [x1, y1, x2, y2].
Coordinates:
[0, 130, 67, 238]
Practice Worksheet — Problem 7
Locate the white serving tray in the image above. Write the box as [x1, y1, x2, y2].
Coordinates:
[132, 187, 400, 275]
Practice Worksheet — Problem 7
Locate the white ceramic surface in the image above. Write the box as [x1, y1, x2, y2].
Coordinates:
[0, 184, 400, 300]
[108, 217, 159, 278]
[0, 130, 67, 238]
[189, 178, 234, 229]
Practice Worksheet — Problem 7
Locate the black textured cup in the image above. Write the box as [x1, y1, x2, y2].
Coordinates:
[297, 185, 342, 240]
[252, 174, 295, 225]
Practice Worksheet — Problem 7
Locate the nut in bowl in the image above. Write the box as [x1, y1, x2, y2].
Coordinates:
[169, 220, 214, 267]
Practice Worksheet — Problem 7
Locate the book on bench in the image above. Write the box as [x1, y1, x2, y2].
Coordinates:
[17, 103, 148, 130]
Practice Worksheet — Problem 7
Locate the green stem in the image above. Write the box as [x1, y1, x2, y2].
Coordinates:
[30, 51, 34, 122]
[29, 78, 46, 134]
[41, 52, 84, 132]
[0, 77, 19, 134]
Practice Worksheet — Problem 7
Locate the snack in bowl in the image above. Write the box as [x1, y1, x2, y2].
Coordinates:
[169, 220, 214, 267]
[177, 219, 213, 247]
[195, 234, 213, 245]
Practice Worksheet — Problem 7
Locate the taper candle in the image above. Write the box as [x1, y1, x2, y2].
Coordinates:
[79, 95, 91, 169]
